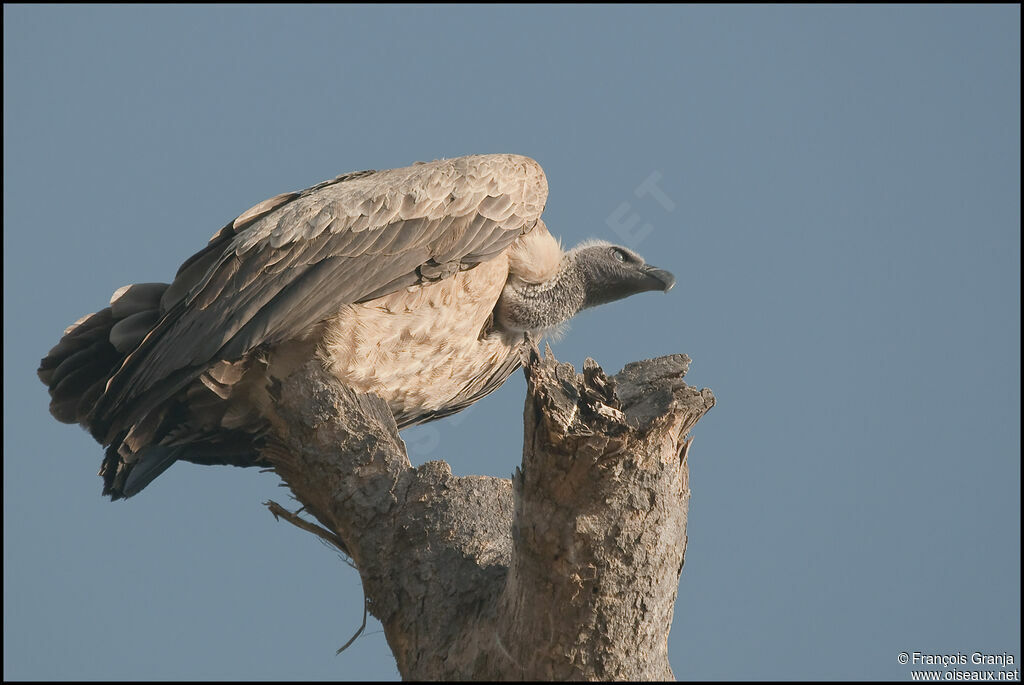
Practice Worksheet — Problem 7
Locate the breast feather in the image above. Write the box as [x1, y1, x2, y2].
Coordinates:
[320, 253, 514, 419]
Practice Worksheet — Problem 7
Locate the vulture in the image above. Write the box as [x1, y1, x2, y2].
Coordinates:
[38, 154, 676, 499]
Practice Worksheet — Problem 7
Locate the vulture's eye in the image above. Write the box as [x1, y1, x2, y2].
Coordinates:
[612, 248, 627, 263]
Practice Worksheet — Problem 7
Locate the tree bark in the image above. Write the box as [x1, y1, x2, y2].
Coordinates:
[261, 345, 715, 681]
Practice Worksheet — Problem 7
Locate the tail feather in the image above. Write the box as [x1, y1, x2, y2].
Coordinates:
[42, 281, 266, 500]
[49, 363, 115, 423]
[40, 283, 170, 431]
[120, 446, 184, 499]
[110, 282, 167, 318]
[42, 283, 179, 498]
[73, 380, 107, 426]
[47, 339, 121, 424]
[47, 340, 114, 387]
[102, 440, 259, 500]
[109, 310, 162, 353]
[38, 311, 114, 386]
[42, 319, 122, 425]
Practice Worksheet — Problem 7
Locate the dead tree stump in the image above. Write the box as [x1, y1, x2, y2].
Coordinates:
[262, 346, 715, 680]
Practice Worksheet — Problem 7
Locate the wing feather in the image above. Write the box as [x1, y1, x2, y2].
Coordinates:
[92, 154, 547, 438]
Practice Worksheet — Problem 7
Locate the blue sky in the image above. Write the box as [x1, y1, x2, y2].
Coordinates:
[4, 5, 1020, 680]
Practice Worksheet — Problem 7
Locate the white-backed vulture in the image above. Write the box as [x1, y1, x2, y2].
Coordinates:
[38, 154, 676, 499]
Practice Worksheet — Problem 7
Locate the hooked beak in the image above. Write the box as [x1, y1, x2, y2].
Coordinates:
[641, 265, 676, 292]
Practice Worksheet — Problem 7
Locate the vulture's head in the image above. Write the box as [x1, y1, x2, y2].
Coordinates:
[496, 238, 676, 335]
[571, 241, 676, 311]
